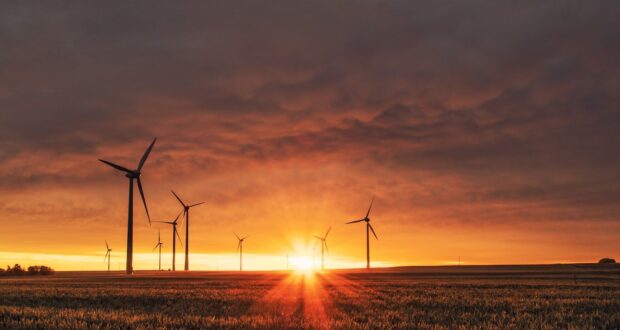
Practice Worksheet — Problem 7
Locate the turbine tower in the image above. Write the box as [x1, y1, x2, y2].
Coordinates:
[99, 138, 156, 274]
[104, 240, 112, 272]
[153, 211, 183, 271]
[171, 190, 205, 271]
[152, 229, 163, 271]
[345, 197, 378, 269]
[313, 226, 332, 271]
[234, 233, 248, 271]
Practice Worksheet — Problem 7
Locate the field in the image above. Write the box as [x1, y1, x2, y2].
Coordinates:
[1, 264, 619, 329]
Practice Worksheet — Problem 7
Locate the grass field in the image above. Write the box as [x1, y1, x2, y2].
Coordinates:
[1, 264, 619, 329]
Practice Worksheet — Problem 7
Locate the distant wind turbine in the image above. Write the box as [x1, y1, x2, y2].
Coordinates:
[313, 226, 332, 271]
[345, 197, 378, 269]
[99, 138, 156, 274]
[104, 240, 112, 272]
[234, 233, 248, 271]
[171, 190, 205, 271]
[152, 229, 163, 271]
[153, 211, 183, 271]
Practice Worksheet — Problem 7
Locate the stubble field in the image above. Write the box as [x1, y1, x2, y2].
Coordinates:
[0, 264, 619, 329]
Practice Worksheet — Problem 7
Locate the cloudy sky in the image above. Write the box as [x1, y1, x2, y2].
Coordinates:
[1, 1, 619, 270]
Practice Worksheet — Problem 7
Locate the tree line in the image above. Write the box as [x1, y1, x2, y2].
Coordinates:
[0, 264, 55, 276]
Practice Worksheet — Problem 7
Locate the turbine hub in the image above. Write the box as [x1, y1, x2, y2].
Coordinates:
[125, 171, 140, 179]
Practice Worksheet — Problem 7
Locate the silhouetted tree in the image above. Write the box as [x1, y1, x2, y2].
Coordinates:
[39, 265, 55, 275]
[8, 264, 25, 275]
[598, 258, 616, 264]
[27, 266, 39, 275]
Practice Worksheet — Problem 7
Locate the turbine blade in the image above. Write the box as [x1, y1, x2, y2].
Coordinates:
[325, 226, 332, 238]
[345, 219, 365, 224]
[173, 209, 183, 223]
[158, 229, 161, 242]
[136, 178, 151, 224]
[236, 241, 241, 252]
[175, 228, 183, 247]
[105, 240, 109, 250]
[234, 232, 240, 240]
[99, 159, 132, 173]
[365, 196, 375, 219]
[104, 250, 109, 261]
[313, 235, 322, 240]
[152, 243, 159, 252]
[153, 221, 174, 224]
[178, 209, 187, 229]
[242, 236, 248, 240]
[189, 202, 205, 208]
[171, 190, 186, 207]
[137, 138, 156, 171]
[324, 241, 329, 254]
[369, 223, 378, 240]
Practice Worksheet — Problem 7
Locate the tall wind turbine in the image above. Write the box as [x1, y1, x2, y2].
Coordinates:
[104, 240, 112, 272]
[153, 211, 183, 271]
[234, 233, 248, 271]
[345, 197, 378, 269]
[152, 229, 163, 271]
[99, 138, 156, 274]
[313, 226, 332, 271]
[171, 190, 205, 271]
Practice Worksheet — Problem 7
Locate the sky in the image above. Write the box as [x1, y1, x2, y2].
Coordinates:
[1, 1, 619, 271]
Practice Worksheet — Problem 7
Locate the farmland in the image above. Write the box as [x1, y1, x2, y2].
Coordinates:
[0, 264, 619, 329]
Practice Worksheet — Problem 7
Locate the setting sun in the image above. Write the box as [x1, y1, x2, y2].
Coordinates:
[290, 256, 314, 272]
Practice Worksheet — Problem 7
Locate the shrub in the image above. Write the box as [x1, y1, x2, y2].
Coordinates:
[598, 258, 616, 264]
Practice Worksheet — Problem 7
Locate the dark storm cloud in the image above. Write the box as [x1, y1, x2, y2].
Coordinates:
[1, 0, 619, 225]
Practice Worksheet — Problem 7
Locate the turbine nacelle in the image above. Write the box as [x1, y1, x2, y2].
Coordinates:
[125, 171, 140, 179]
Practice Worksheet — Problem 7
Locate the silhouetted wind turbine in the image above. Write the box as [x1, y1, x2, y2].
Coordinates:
[234, 233, 248, 271]
[99, 138, 156, 274]
[171, 190, 205, 271]
[152, 229, 163, 271]
[153, 211, 183, 271]
[313, 226, 332, 271]
[345, 197, 378, 269]
[104, 240, 112, 272]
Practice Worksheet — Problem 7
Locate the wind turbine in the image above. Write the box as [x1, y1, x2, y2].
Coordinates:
[99, 138, 156, 274]
[345, 197, 378, 269]
[104, 240, 112, 272]
[152, 229, 163, 271]
[313, 226, 332, 271]
[153, 211, 183, 271]
[234, 233, 248, 271]
[171, 190, 205, 271]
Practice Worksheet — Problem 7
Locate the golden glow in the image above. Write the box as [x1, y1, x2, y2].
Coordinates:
[0, 251, 386, 271]
[290, 256, 313, 272]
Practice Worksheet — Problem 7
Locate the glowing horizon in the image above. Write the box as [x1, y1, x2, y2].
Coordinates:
[0, 251, 396, 272]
